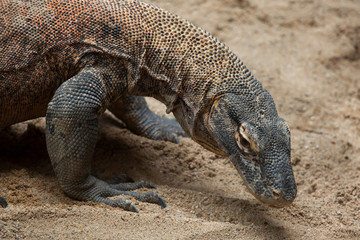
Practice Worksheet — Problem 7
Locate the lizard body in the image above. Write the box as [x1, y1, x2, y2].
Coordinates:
[0, 0, 296, 211]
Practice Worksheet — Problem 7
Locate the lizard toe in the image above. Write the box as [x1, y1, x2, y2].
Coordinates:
[123, 191, 167, 208]
[100, 197, 138, 212]
[62, 176, 164, 212]
[110, 180, 156, 191]
[145, 118, 186, 144]
[103, 189, 167, 209]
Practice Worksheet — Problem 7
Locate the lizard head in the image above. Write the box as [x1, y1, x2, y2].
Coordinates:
[200, 90, 297, 207]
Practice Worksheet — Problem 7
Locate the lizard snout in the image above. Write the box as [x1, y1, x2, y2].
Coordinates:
[268, 187, 296, 207]
[261, 173, 297, 208]
[250, 183, 297, 208]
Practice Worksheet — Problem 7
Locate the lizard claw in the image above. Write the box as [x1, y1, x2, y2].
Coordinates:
[144, 118, 187, 144]
[102, 198, 138, 213]
[129, 191, 167, 208]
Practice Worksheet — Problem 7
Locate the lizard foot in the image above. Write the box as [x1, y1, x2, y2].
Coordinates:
[65, 176, 166, 212]
[109, 96, 187, 143]
[143, 117, 187, 144]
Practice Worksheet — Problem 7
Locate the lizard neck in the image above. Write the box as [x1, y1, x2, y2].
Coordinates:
[123, 0, 264, 137]
[128, 57, 260, 141]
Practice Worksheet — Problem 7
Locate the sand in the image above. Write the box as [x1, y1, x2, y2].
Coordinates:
[0, 0, 359, 239]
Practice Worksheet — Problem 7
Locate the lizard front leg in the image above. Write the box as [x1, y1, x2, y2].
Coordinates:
[46, 68, 165, 212]
[109, 96, 186, 144]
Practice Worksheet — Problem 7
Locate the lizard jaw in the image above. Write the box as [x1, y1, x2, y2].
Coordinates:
[229, 154, 297, 208]
[247, 184, 296, 208]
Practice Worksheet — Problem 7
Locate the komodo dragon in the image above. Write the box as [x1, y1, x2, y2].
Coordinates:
[0, 0, 297, 212]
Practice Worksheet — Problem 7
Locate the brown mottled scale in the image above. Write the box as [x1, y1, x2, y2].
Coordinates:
[0, 0, 297, 210]
[0, 0, 260, 128]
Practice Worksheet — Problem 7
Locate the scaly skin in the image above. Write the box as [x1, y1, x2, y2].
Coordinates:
[0, 0, 296, 211]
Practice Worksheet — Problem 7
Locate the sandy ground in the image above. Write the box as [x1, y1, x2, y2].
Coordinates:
[1, 0, 360, 239]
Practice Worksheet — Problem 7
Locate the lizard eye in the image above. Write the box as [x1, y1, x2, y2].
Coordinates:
[239, 134, 251, 149]
[236, 125, 252, 153]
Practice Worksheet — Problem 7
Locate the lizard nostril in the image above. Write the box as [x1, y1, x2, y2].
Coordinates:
[272, 189, 281, 199]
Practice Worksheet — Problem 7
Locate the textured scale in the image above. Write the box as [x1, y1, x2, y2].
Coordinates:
[0, 0, 296, 210]
[0, 0, 261, 100]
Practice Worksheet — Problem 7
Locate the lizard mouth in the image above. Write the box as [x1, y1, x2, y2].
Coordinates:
[194, 137, 227, 156]
[247, 186, 296, 208]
